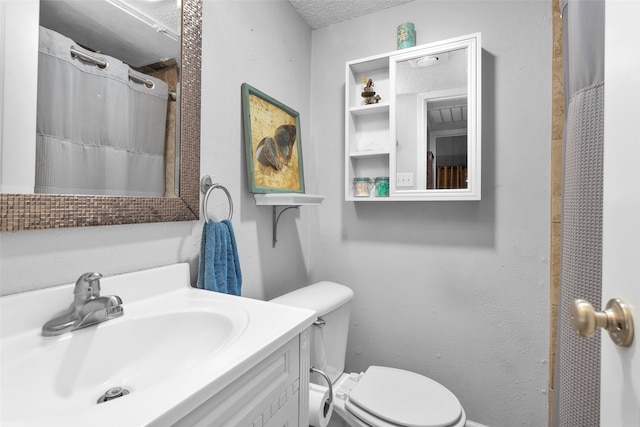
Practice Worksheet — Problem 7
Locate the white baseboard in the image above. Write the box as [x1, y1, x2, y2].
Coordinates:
[466, 421, 489, 427]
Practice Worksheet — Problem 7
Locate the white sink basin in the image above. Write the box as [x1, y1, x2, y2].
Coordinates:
[2, 304, 247, 420]
[0, 264, 315, 426]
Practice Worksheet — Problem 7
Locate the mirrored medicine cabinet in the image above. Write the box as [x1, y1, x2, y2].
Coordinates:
[345, 33, 481, 201]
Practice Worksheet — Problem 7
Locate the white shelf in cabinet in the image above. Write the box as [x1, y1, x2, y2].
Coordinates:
[347, 196, 391, 202]
[346, 51, 392, 203]
[349, 150, 389, 158]
[348, 55, 388, 73]
[349, 102, 389, 116]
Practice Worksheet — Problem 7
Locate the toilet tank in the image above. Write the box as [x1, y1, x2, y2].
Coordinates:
[270, 281, 353, 384]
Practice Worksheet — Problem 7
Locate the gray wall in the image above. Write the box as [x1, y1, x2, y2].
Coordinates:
[1, 1, 552, 426]
[307, 1, 552, 426]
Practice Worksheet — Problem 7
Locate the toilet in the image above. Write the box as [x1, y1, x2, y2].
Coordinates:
[270, 281, 466, 427]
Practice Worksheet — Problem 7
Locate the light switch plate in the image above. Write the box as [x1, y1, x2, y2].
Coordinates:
[397, 172, 414, 187]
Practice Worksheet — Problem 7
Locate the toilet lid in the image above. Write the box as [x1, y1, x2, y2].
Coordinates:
[346, 366, 462, 427]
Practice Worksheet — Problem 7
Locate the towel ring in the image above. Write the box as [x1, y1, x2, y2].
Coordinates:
[200, 176, 233, 222]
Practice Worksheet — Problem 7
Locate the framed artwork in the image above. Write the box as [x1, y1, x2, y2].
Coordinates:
[241, 83, 305, 193]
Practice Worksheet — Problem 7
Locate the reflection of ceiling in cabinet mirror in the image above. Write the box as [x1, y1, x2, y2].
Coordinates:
[396, 48, 467, 94]
[428, 97, 467, 131]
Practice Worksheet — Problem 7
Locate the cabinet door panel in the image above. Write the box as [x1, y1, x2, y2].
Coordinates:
[262, 393, 299, 427]
[174, 337, 300, 427]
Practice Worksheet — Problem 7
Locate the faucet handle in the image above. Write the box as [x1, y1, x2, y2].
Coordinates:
[74, 272, 103, 298]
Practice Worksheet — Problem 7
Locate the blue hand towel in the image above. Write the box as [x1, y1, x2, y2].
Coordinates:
[196, 219, 242, 295]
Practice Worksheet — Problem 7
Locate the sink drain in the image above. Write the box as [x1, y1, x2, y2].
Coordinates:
[97, 387, 130, 404]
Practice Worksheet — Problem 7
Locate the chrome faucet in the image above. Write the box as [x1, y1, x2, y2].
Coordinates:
[42, 272, 123, 337]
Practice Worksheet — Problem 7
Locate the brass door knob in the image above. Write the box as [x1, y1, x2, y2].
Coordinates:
[570, 298, 634, 347]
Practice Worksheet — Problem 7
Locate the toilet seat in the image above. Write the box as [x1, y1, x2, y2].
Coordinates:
[344, 366, 463, 427]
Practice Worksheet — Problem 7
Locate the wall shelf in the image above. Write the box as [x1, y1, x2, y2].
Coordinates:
[253, 194, 324, 247]
[350, 103, 389, 116]
[254, 193, 324, 206]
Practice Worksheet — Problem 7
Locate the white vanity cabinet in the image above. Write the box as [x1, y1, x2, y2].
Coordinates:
[345, 33, 481, 201]
[173, 331, 310, 427]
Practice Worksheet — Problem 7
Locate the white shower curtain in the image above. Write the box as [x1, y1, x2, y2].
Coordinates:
[35, 26, 168, 197]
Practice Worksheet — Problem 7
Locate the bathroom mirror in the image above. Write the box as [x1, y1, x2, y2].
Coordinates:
[0, 0, 202, 231]
[389, 33, 481, 200]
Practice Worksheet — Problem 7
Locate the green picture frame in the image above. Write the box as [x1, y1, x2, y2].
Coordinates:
[241, 83, 305, 194]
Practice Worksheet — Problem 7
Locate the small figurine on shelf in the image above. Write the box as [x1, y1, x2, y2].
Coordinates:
[361, 78, 381, 105]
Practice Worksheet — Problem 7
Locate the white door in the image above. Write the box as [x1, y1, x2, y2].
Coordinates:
[600, 0, 640, 424]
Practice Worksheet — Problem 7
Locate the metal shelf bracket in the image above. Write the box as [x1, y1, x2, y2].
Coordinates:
[272, 205, 300, 248]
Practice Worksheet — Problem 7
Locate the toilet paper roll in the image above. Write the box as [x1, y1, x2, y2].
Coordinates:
[309, 383, 334, 427]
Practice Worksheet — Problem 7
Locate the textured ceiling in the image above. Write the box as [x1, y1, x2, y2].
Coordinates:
[289, 0, 415, 29]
